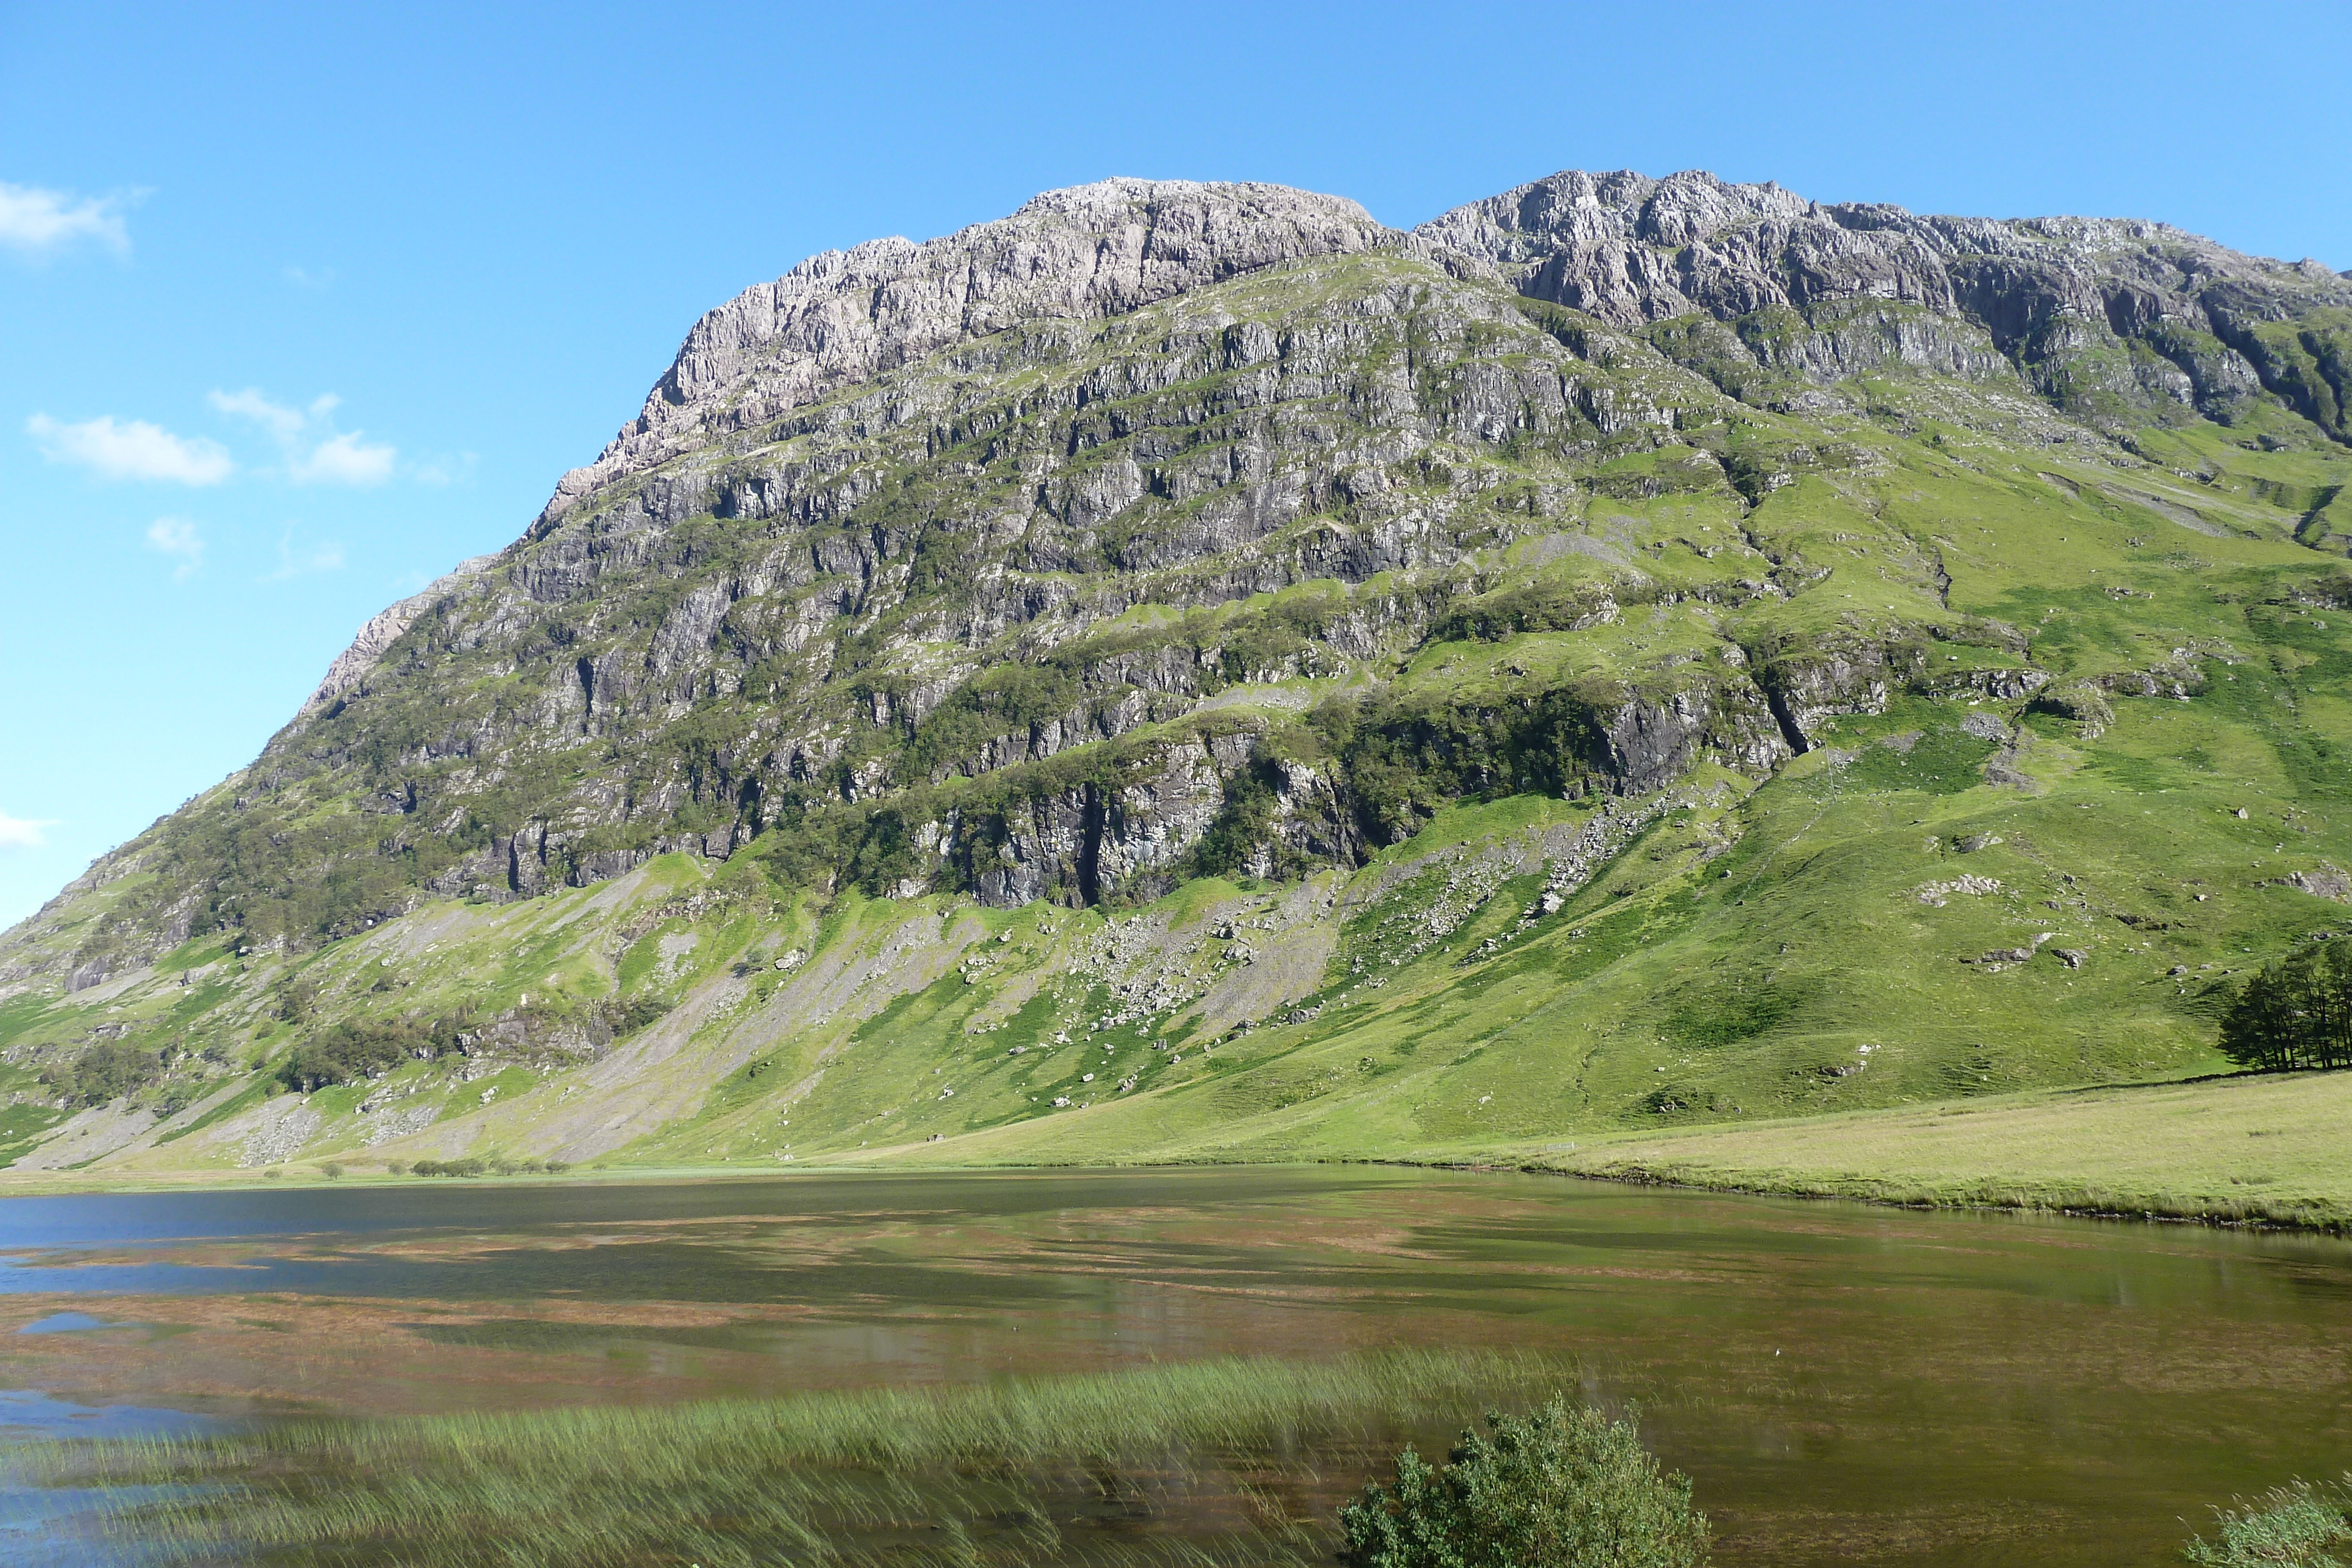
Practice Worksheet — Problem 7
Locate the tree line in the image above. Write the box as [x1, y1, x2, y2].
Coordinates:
[2220, 936, 2352, 1073]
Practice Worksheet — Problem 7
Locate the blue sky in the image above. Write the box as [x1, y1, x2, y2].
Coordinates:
[2, 0, 2347, 927]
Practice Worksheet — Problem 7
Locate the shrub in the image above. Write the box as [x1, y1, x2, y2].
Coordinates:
[275, 1018, 453, 1092]
[604, 996, 673, 1037]
[407, 1156, 566, 1178]
[2182, 1479, 2351, 1566]
[1338, 1397, 1708, 1568]
[41, 1040, 165, 1108]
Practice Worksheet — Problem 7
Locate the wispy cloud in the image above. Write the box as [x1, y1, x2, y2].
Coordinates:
[0, 182, 128, 258]
[26, 413, 232, 484]
[145, 516, 204, 579]
[412, 451, 478, 487]
[211, 387, 393, 485]
[208, 387, 324, 444]
[290, 430, 395, 486]
[0, 811, 59, 851]
[282, 264, 334, 290]
[264, 525, 345, 581]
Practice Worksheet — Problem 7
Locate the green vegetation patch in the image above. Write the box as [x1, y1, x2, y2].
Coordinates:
[1839, 726, 2001, 795]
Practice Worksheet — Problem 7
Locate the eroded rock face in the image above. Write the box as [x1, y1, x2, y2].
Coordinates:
[539, 180, 1424, 529]
[1418, 168, 2352, 426]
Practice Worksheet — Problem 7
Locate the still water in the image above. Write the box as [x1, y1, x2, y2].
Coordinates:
[0, 1165, 2343, 1564]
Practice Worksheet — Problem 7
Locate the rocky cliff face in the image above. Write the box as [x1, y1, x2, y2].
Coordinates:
[1, 168, 2348, 1178]
[1419, 168, 2352, 433]
[537, 180, 1472, 528]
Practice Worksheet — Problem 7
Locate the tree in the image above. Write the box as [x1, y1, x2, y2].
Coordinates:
[1338, 1397, 1709, 1568]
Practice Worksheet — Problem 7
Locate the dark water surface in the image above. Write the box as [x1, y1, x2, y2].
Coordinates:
[0, 1166, 2344, 1565]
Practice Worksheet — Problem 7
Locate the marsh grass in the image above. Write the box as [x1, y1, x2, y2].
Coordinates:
[38, 1349, 1562, 1567]
[2181, 1478, 2352, 1566]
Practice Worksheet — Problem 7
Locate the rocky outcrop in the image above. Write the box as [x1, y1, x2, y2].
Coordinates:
[536, 180, 1466, 530]
[1746, 628, 1933, 749]
[1419, 168, 2352, 427]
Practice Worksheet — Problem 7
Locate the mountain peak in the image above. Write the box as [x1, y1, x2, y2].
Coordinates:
[1418, 167, 2352, 332]
[537, 177, 1395, 530]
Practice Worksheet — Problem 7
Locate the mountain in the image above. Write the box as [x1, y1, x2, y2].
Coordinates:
[2, 170, 2348, 1176]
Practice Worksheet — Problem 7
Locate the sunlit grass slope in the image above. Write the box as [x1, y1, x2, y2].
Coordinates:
[1438, 1069, 2352, 1230]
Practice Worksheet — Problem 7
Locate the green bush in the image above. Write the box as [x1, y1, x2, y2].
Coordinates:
[604, 995, 673, 1037]
[276, 1019, 440, 1092]
[1338, 1396, 1709, 1568]
[2182, 1479, 2352, 1566]
[407, 1156, 568, 1178]
[41, 1040, 165, 1108]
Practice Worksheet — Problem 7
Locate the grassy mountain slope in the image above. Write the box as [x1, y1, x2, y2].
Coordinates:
[2, 173, 2349, 1185]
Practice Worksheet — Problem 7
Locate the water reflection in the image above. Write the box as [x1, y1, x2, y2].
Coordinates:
[0, 1166, 2343, 1566]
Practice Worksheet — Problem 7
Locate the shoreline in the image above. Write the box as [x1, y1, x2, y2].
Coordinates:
[0, 1069, 2343, 1238]
[1429, 1160, 2352, 1236]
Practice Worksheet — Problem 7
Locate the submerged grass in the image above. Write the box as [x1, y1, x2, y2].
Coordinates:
[42, 1349, 1563, 1568]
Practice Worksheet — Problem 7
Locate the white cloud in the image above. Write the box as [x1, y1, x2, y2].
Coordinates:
[283, 264, 334, 290]
[0, 182, 128, 257]
[208, 387, 310, 443]
[145, 516, 203, 579]
[0, 811, 59, 851]
[290, 429, 395, 486]
[210, 388, 393, 484]
[26, 413, 232, 484]
[265, 526, 345, 581]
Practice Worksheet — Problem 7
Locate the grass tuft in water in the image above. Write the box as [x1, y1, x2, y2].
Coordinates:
[41, 1349, 1566, 1567]
[2181, 1477, 2352, 1566]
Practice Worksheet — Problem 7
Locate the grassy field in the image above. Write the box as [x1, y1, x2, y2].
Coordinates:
[1486, 1068, 2352, 1231]
[46, 1350, 1556, 1568]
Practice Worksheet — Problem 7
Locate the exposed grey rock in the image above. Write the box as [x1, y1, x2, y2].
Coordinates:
[2027, 683, 2115, 738]
[538, 180, 1445, 529]
[2278, 865, 2352, 901]
[1418, 168, 2352, 427]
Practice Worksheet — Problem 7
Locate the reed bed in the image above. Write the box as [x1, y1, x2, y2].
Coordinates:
[35, 1349, 1562, 1567]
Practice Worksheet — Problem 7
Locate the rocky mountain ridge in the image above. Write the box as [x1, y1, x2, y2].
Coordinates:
[1424, 168, 2352, 433]
[1, 166, 2348, 1178]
